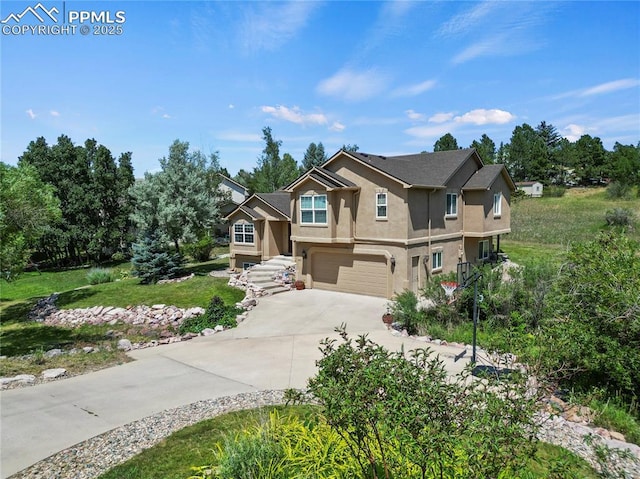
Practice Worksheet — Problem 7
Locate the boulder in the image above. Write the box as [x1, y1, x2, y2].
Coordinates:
[117, 339, 133, 351]
[201, 328, 216, 336]
[44, 348, 63, 359]
[42, 368, 67, 379]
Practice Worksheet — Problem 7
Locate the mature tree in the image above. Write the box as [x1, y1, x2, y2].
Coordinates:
[0, 162, 61, 279]
[19, 135, 132, 264]
[574, 134, 607, 185]
[506, 124, 548, 182]
[470, 134, 496, 164]
[233, 168, 255, 192]
[553, 138, 578, 185]
[433, 133, 459, 152]
[535, 121, 562, 150]
[496, 141, 509, 164]
[341, 144, 359, 152]
[252, 127, 300, 193]
[130, 140, 222, 252]
[607, 142, 640, 187]
[302, 142, 327, 171]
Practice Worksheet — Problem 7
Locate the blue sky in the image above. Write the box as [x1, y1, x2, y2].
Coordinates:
[2, 1, 639, 176]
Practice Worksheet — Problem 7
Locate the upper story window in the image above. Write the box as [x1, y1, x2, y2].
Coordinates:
[300, 194, 327, 224]
[493, 192, 502, 217]
[376, 192, 387, 219]
[234, 222, 254, 244]
[446, 192, 458, 217]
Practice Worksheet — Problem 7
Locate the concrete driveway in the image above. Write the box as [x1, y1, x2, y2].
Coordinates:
[0, 289, 470, 478]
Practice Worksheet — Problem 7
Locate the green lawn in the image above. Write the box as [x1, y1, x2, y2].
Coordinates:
[98, 405, 597, 479]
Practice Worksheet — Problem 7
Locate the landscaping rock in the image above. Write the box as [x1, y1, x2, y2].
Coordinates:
[44, 348, 63, 359]
[117, 339, 133, 351]
[42, 368, 67, 379]
[201, 328, 216, 336]
[82, 347, 94, 353]
[181, 332, 198, 340]
[214, 325, 225, 332]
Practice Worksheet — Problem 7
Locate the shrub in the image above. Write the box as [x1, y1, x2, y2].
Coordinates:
[110, 251, 127, 262]
[179, 296, 241, 334]
[130, 233, 184, 284]
[388, 289, 421, 334]
[183, 236, 215, 262]
[606, 181, 633, 200]
[544, 185, 566, 197]
[86, 268, 114, 285]
[605, 207, 635, 228]
[544, 232, 640, 403]
[306, 326, 540, 478]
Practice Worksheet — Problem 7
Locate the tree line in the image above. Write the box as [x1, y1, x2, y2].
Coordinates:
[432, 122, 640, 189]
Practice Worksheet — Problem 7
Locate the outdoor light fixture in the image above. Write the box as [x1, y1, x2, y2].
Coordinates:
[301, 250, 307, 259]
[390, 256, 396, 266]
[423, 256, 428, 265]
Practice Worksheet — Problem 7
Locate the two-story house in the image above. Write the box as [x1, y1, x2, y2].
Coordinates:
[227, 148, 514, 298]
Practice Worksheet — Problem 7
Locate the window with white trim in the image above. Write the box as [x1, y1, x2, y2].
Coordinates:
[446, 193, 458, 217]
[233, 222, 254, 244]
[376, 192, 387, 219]
[493, 192, 502, 217]
[300, 194, 327, 224]
[431, 251, 443, 271]
[479, 240, 489, 260]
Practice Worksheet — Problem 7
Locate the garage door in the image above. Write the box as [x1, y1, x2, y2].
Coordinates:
[311, 253, 388, 297]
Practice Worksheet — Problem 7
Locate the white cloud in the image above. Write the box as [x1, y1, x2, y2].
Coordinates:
[261, 105, 328, 126]
[452, 34, 508, 64]
[405, 109, 426, 121]
[581, 78, 640, 96]
[26, 109, 36, 119]
[162, 114, 171, 119]
[429, 112, 454, 124]
[317, 68, 389, 102]
[562, 124, 587, 142]
[392, 80, 436, 97]
[330, 121, 345, 132]
[454, 109, 515, 125]
[240, 1, 319, 52]
[228, 104, 235, 109]
[50, 110, 60, 117]
[437, 2, 497, 37]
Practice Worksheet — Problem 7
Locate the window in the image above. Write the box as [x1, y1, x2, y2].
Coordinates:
[446, 193, 458, 217]
[479, 240, 489, 260]
[242, 262, 256, 270]
[376, 192, 387, 219]
[234, 223, 254, 244]
[300, 194, 327, 224]
[431, 251, 443, 271]
[493, 192, 502, 217]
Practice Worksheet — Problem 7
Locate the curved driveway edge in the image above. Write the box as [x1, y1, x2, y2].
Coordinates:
[1, 289, 470, 478]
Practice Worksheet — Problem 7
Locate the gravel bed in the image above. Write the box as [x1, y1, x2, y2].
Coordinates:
[9, 390, 287, 479]
[8, 389, 640, 479]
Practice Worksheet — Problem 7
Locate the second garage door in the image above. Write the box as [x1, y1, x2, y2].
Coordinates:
[311, 252, 388, 297]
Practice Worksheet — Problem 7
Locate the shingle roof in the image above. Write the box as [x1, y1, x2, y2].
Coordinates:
[462, 164, 515, 191]
[347, 148, 480, 188]
[255, 192, 291, 219]
[284, 166, 356, 192]
[237, 205, 263, 220]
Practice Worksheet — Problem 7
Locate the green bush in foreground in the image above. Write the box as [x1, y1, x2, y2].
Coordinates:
[131, 234, 185, 284]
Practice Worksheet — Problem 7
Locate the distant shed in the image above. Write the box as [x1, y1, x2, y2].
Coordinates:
[516, 181, 543, 197]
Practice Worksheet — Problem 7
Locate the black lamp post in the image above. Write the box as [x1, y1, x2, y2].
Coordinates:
[456, 261, 482, 364]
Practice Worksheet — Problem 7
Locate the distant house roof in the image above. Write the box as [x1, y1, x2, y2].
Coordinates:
[219, 174, 249, 193]
[463, 164, 516, 191]
[515, 181, 542, 186]
[332, 148, 483, 189]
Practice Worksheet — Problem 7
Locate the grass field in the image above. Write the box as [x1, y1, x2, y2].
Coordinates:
[501, 187, 638, 267]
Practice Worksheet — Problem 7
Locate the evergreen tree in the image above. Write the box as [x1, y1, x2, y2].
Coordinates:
[607, 142, 640, 187]
[130, 233, 184, 284]
[302, 142, 327, 171]
[341, 144, 359, 152]
[507, 124, 548, 182]
[470, 134, 496, 164]
[574, 135, 607, 185]
[433, 133, 459, 152]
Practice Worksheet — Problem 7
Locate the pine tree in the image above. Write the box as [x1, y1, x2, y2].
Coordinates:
[130, 233, 184, 284]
